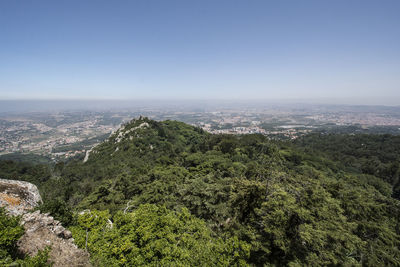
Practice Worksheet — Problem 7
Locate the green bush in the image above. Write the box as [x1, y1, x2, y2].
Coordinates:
[70, 204, 250, 266]
[0, 208, 50, 266]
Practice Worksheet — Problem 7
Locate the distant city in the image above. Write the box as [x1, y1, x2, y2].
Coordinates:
[1, 101, 400, 161]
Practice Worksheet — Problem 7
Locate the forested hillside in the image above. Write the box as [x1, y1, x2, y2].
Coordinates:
[1, 117, 399, 266]
[295, 133, 400, 199]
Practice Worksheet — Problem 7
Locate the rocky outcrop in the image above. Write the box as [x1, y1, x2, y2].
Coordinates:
[83, 149, 92, 163]
[0, 178, 42, 216]
[0, 178, 91, 267]
[18, 210, 91, 267]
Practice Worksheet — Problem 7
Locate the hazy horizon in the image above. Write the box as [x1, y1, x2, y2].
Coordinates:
[1, 97, 400, 105]
[0, 99, 400, 114]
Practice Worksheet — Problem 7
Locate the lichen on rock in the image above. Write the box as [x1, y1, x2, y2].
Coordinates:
[0, 178, 42, 216]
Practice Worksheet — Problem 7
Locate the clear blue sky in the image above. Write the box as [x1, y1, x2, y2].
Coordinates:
[0, 0, 399, 104]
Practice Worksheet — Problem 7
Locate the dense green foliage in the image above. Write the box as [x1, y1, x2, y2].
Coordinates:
[0, 160, 51, 185]
[1, 117, 400, 266]
[295, 133, 400, 198]
[37, 199, 74, 227]
[70, 204, 249, 266]
[0, 208, 50, 266]
[0, 153, 53, 165]
[0, 208, 24, 264]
